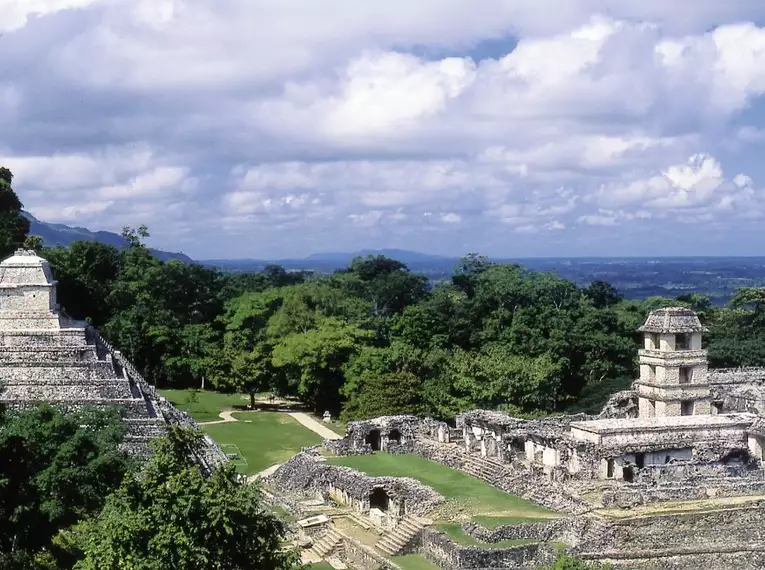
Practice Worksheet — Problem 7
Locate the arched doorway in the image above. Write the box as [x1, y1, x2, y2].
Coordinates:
[388, 429, 402, 444]
[366, 429, 381, 451]
[369, 488, 389, 512]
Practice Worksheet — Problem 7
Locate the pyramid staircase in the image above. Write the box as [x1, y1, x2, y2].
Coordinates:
[374, 516, 426, 556]
[312, 527, 344, 558]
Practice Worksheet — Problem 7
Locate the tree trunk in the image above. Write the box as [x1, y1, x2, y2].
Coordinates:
[250, 392, 255, 410]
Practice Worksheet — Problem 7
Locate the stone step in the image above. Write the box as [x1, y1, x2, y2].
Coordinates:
[313, 529, 343, 558]
[374, 517, 425, 556]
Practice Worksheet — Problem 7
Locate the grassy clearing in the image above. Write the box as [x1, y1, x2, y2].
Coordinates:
[203, 412, 322, 474]
[392, 555, 441, 570]
[327, 453, 555, 522]
[306, 563, 335, 570]
[435, 523, 536, 548]
[158, 389, 253, 422]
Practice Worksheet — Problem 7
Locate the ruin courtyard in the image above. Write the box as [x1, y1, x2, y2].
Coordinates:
[3, 249, 765, 570]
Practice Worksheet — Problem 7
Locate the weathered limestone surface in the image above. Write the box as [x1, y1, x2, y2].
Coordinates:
[267, 449, 444, 527]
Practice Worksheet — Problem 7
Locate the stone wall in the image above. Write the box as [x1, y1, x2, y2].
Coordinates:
[418, 528, 558, 570]
[267, 450, 444, 522]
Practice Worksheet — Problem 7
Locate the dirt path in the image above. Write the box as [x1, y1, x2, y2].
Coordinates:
[199, 409, 342, 441]
[287, 412, 343, 440]
[198, 410, 238, 425]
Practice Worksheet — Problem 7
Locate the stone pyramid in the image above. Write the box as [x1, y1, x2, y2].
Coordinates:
[0, 249, 224, 467]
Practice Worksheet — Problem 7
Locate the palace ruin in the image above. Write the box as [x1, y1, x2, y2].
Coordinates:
[267, 307, 765, 569]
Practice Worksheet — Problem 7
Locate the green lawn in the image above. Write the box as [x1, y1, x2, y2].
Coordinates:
[203, 412, 323, 474]
[392, 555, 441, 570]
[327, 453, 555, 521]
[306, 563, 335, 570]
[158, 389, 253, 422]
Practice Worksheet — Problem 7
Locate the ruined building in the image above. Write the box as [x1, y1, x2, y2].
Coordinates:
[295, 307, 765, 569]
[0, 249, 225, 468]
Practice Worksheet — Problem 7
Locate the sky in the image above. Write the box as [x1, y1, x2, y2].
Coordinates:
[2, 1, 765, 260]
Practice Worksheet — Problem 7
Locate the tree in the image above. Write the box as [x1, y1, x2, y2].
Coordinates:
[0, 167, 30, 259]
[272, 317, 373, 413]
[342, 371, 424, 420]
[0, 405, 130, 565]
[71, 428, 300, 570]
[584, 280, 623, 309]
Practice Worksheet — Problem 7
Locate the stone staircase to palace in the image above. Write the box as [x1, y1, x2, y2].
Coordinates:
[463, 454, 506, 485]
[311, 527, 344, 558]
[374, 516, 426, 556]
[459, 452, 592, 515]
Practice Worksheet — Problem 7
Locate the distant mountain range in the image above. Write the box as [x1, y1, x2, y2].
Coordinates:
[23, 212, 193, 263]
[23, 215, 765, 304]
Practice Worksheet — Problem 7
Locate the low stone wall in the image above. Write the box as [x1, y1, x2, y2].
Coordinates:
[266, 450, 445, 518]
[607, 504, 765, 551]
[602, 478, 765, 507]
[419, 528, 558, 570]
[463, 517, 584, 546]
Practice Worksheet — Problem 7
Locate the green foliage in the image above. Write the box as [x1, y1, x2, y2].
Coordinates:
[0, 167, 30, 258]
[71, 428, 300, 570]
[342, 371, 425, 420]
[0, 405, 130, 567]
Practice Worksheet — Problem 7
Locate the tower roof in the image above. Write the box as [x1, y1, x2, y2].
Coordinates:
[638, 306, 707, 334]
[0, 249, 56, 287]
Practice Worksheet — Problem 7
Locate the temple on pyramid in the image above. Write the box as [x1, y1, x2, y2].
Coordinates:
[0, 249, 225, 469]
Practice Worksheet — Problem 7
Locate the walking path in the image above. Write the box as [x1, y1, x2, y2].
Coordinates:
[199, 409, 342, 440]
[288, 412, 343, 440]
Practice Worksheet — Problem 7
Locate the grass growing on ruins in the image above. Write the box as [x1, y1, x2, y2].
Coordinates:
[158, 389, 253, 422]
[435, 523, 537, 548]
[392, 555, 441, 570]
[203, 412, 322, 474]
[326, 453, 556, 523]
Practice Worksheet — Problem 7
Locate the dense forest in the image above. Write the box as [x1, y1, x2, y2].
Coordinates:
[6, 169, 752, 570]
[4, 166, 765, 423]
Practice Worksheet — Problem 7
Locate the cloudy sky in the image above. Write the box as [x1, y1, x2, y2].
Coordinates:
[2, 1, 765, 259]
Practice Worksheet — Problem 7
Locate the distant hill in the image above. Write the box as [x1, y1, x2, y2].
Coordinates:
[304, 249, 451, 264]
[22, 212, 193, 263]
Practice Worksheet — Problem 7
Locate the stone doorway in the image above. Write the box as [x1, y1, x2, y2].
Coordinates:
[369, 488, 389, 512]
[366, 429, 382, 451]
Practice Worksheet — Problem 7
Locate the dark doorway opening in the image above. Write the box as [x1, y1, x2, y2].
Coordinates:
[366, 429, 381, 451]
[369, 488, 389, 512]
[388, 429, 402, 443]
[606, 459, 615, 478]
[623, 466, 634, 483]
[635, 453, 645, 469]
[722, 450, 750, 465]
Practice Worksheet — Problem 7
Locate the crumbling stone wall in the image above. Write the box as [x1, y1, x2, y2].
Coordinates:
[266, 450, 444, 524]
[418, 528, 558, 570]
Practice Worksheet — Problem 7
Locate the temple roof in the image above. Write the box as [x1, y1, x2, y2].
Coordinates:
[0, 249, 55, 287]
[638, 307, 708, 334]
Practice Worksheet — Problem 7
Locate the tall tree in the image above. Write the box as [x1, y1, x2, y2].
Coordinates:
[71, 428, 300, 570]
[0, 405, 130, 565]
[0, 167, 30, 258]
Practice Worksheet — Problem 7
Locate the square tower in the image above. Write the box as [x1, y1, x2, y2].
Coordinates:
[634, 307, 711, 419]
[0, 249, 62, 330]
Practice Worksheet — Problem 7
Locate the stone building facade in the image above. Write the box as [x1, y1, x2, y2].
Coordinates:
[0, 250, 226, 469]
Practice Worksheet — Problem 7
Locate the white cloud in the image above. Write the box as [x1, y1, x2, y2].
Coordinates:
[2, 2, 765, 257]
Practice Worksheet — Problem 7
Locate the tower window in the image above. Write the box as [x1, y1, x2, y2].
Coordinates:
[675, 334, 691, 350]
[679, 367, 692, 384]
[681, 400, 694, 416]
